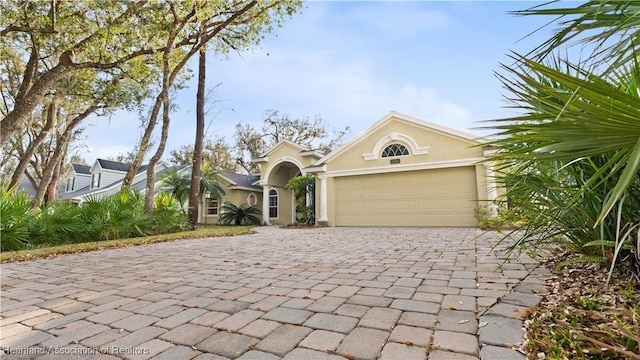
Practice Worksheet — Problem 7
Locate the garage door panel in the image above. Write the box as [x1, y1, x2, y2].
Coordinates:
[334, 167, 478, 227]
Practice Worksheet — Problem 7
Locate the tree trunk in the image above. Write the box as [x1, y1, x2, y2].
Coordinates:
[30, 108, 94, 207]
[1, 52, 76, 145]
[8, 94, 59, 189]
[188, 48, 206, 229]
[144, 94, 171, 213]
[44, 154, 65, 203]
[32, 133, 69, 208]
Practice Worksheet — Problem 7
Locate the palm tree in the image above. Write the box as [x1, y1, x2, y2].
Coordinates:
[157, 165, 226, 221]
[157, 168, 191, 212]
[200, 163, 226, 200]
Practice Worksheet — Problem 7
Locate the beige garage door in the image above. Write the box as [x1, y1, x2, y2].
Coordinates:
[334, 167, 478, 226]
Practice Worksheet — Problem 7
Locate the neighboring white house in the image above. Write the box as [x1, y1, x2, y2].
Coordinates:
[60, 159, 166, 203]
[64, 164, 92, 193]
[58, 159, 263, 224]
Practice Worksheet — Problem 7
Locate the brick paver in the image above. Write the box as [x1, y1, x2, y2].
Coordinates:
[1, 227, 545, 360]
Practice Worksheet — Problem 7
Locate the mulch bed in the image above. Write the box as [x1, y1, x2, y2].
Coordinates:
[522, 251, 640, 359]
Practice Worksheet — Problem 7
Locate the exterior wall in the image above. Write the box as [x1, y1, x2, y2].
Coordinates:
[91, 169, 125, 189]
[267, 166, 298, 225]
[314, 114, 487, 227]
[327, 119, 483, 173]
[200, 189, 263, 224]
[66, 172, 92, 192]
[75, 174, 91, 190]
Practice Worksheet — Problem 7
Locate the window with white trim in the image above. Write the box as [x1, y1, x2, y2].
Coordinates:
[91, 173, 101, 188]
[269, 189, 278, 218]
[381, 143, 409, 158]
[207, 198, 220, 216]
[247, 193, 258, 206]
[66, 177, 75, 192]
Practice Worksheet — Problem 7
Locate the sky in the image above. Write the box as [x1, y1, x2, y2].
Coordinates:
[81, 1, 555, 163]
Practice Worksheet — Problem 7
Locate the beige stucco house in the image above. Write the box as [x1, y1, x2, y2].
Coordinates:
[199, 171, 262, 224]
[254, 111, 497, 227]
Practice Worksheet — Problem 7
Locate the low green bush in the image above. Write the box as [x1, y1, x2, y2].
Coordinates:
[0, 188, 190, 251]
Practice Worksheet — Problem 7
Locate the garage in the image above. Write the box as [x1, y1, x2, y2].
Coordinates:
[334, 166, 479, 227]
[257, 112, 494, 227]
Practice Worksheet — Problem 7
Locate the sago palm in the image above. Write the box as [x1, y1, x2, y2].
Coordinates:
[218, 202, 261, 225]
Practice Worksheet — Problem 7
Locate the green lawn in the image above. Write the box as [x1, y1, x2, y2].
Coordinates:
[0, 225, 255, 263]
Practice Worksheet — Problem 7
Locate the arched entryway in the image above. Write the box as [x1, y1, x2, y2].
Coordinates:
[261, 159, 303, 225]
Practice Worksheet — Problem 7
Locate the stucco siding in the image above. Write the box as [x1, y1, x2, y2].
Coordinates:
[201, 189, 263, 224]
[327, 119, 482, 172]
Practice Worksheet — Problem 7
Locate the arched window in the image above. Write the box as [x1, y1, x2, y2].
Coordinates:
[381, 143, 409, 158]
[269, 189, 278, 219]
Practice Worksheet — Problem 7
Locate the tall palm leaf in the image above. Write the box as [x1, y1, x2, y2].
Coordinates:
[514, 1, 640, 72]
[0, 187, 32, 250]
[488, 54, 640, 223]
[157, 168, 190, 211]
[486, 1, 640, 279]
[200, 163, 226, 199]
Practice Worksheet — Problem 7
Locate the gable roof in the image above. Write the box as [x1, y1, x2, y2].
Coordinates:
[72, 164, 91, 175]
[254, 139, 324, 162]
[97, 158, 131, 172]
[219, 171, 261, 191]
[314, 111, 485, 165]
[94, 159, 148, 174]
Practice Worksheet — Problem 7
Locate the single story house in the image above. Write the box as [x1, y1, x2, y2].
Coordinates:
[254, 111, 497, 227]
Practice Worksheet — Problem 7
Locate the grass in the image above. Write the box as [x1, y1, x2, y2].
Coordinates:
[0, 225, 255, 263]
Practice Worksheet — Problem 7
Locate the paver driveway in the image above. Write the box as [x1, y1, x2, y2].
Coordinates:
[1, 227, 547, 360]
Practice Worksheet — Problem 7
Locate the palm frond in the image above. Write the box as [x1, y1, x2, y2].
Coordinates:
[513, 1, 640, 72]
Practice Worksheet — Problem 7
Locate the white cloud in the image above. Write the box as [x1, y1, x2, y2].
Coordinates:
[213, 44, 471, 138]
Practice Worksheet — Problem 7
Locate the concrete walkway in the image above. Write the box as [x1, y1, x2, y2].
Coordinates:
[1, 227, 549, 360]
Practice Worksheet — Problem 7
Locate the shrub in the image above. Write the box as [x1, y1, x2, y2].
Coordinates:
[286, 175, 315, 225]
[0, 187, 33, 251]
[218, 202, 261, 225]
[151, 193, 189, 234]
[28, 201, 84, 247]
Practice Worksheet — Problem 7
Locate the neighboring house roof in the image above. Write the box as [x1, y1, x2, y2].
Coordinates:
[72, 164, 91, 175]
[97, 158, 131, 172]
[219, 171, 261, 191]
[62, 184, 93, 199]
[95, 159, 147, 174]
[59, 161, 167, 203]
